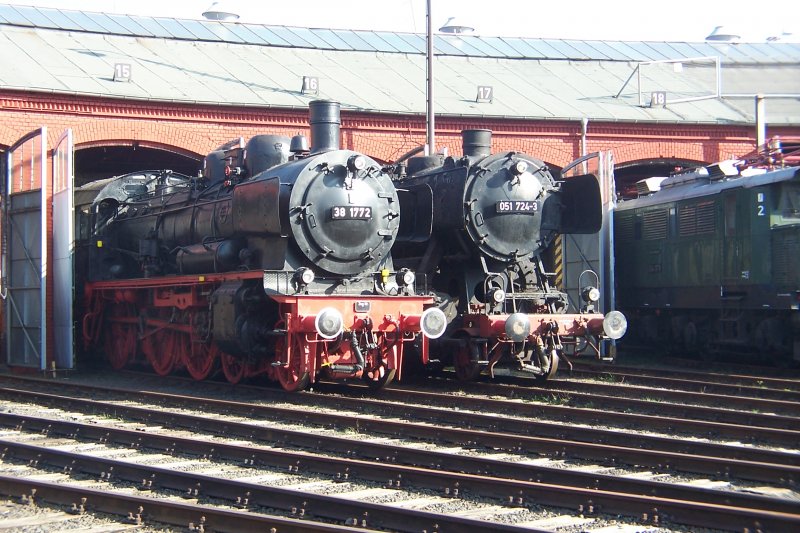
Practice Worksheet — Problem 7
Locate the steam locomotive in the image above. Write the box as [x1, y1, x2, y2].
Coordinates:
[614, 139, 800, 363]
[390, 130, 627, 382]
[80, 100, 446, 391]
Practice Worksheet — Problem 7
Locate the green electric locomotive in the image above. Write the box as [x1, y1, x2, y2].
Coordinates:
[614, 143, 800, 363]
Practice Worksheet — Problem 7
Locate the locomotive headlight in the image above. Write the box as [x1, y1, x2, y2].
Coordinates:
[511, 160, 529, 175]
[581, 286, 601, 303]
[295, 267, 315, 285]
[396, 268, 416, 287]
[315, 307, 344, 339]
[505, 312, 531, 342]
[420, 307, 447, 339]
[347, 155, 367, 172]
[489, 288, 506, 304]
[602, 310, 628, 340]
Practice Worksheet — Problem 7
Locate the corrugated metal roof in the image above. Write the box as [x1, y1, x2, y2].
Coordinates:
[3, 4, 800, 64]
[0, 5, 798, 126]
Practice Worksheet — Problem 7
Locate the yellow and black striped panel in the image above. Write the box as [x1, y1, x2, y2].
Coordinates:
[552, 235, 563, 290]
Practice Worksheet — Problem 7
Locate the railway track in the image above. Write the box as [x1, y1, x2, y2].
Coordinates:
[569, 358, 800, 391]
[3, 374, 799, 465]
[560, 367, 800, 402]
[415, 369, 800, 419]
[0, 371, 798, 532]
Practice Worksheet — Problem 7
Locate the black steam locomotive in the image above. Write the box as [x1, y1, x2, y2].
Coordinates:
[390, 130, 627, 381]
[80, 100, 446, 391]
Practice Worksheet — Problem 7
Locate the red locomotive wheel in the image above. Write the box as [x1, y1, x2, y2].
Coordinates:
[105, 321, 136, 370]
[104, 303, 138, 370]
[221, 352, 246, 384]
[454, 335, 482, 381]
[184, 312, 219, 380]
[143, 327, 179, 376]
[274, 333, 310, 392]
[185, 339, 219, 380]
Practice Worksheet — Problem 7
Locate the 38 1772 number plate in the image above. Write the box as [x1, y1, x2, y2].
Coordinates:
[496, 201, 538, 213]
[331, 206, 372, 220]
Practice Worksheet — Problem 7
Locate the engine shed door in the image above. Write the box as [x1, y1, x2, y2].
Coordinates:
[2, 128, 48, 369]
[52, 129, 75, 369]
[560, 151, 617, 316]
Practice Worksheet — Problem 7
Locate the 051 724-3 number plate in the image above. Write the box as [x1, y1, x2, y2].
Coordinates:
[331, 206, 372, 220]
[496, 200, 538, 213]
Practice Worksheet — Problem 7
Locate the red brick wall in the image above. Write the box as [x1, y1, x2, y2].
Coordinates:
[3, 90, 797, 168]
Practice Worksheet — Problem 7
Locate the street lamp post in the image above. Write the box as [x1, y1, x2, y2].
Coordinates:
[426, 0, 435, 155]
[426, 4, 474, 156]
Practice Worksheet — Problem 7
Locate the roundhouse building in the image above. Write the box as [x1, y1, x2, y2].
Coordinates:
[0, 4, 798, 369]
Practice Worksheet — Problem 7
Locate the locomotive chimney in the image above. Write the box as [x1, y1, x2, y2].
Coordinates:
[462, 129, 492, 158]
[309, 100, 341, 153]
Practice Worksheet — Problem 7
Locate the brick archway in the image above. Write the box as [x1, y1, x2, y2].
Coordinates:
[612, 141, 707, 166]
[1, 121, 208, 160]
[70, 122, 207, 159]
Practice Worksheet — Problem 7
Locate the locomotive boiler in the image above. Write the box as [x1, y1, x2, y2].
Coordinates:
[81, 100, 446, 391]
[391, 130, 627, 381]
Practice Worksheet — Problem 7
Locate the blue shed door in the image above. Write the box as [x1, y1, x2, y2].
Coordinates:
[2, 128, 48, 369]
[53, 129, 75, 369]
[1, 127, 74, 370]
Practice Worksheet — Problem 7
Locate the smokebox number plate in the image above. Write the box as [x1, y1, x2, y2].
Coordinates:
[332, 206, 372, 220]
[496, 201, 538, 213]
